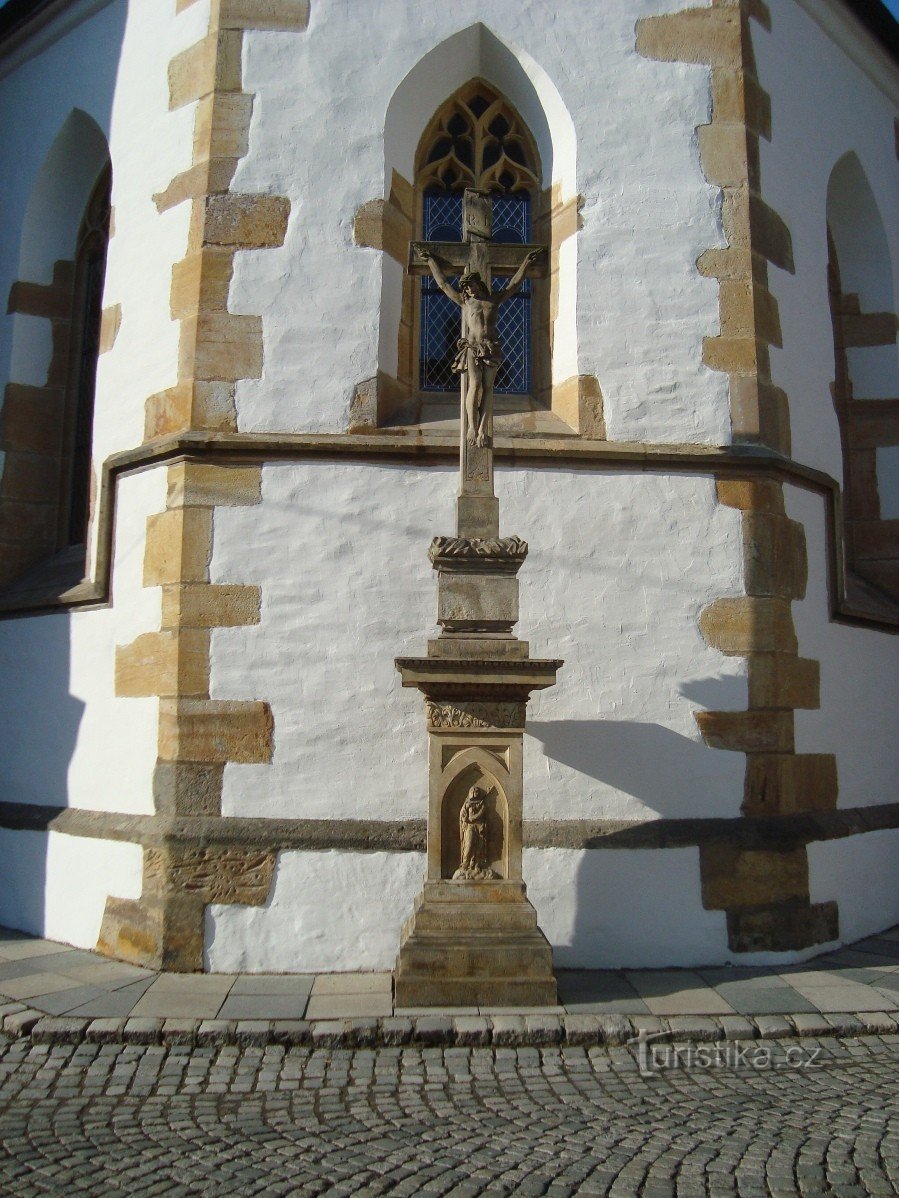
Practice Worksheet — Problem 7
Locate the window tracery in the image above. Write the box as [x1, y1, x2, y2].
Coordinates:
[415, 83, 541, 399]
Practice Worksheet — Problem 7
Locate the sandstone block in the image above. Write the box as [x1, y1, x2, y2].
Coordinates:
[143, 507, 213, 586]
[636, 9, 741, 67]
[219, 0, 310, 31]
[726, 901, 839, 953]
[170, 249, 234, 318]
[716, 478, 785, 514]
[204, 193, 290, 249]
[695, 708, 794, 753]
[166, 461, 261, 508]
[98, 303, 121, 354]
[161, 583, 261, 629]
[748, 653, 819, 710]
[157, 698, 274, 764]
[699, 596, 797, 655]
[115, 629, 210, 698]
[193, 92, 253, 163]
[153, 158, 239, 214]
[180, 312, 263, 383]
[743, 752, 838, 815]
[701, 844, 809, 910]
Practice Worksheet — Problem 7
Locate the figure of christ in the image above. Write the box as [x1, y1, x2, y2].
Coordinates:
[453, 784, 499, 881]
[420, 249, 541, 447]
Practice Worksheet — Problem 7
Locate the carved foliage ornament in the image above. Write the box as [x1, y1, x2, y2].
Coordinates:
[429, 535, 528, 575]
[425, 700, 526, 730]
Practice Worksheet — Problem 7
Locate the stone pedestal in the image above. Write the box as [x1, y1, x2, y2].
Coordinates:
[394, 534, 561, 1008]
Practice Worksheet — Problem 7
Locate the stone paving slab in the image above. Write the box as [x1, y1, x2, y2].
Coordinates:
[0, 923, 896, 1038]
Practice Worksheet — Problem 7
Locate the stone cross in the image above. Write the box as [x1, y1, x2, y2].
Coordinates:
[409, 188, 547, 538]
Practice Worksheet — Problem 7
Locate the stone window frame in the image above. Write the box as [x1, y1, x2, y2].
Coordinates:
[401, 80, 551, 424]
[0, 158, 112, 610]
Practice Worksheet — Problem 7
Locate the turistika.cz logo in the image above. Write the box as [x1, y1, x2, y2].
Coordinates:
[629, 1029, 823, 1077]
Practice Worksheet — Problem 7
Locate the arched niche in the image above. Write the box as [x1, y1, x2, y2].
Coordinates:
[358, 25, 589, 435]
[437, 746, 510, 881]
[826, 152, 899, 605]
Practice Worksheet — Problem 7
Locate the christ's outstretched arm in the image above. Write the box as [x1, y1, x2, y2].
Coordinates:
[420, 251, 461, 306]
[496, 249, 542, 305]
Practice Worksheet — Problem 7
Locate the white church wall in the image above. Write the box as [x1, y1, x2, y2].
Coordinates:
[808, 829, 899, 947]
[210, 460, 746, 824]
[206, 850, 428, 974]
[753, 1, 899, 484]
[0, 828, 142, 949]
[206, 845, 734, 973]
[230, 0, 730, 445]
[786, 486, 899, 810]
[0, 466, 164, 814]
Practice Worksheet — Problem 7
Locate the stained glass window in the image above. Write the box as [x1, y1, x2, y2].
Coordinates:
[416, 85, 538, 397]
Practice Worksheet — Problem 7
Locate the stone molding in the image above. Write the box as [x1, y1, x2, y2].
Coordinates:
[1, 800, 896, 854]
[0, 435, 895, 633]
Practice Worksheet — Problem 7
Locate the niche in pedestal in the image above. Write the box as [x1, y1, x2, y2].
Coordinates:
[440, 763, 509, 881]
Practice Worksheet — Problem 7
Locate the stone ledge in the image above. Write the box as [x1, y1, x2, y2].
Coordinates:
[0, 802, 897, 852]
[8, 1011, 897, 1049]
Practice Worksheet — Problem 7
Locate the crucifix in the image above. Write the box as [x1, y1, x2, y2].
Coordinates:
[395, 190, 562, 1008]
[408, 188, 547, 538]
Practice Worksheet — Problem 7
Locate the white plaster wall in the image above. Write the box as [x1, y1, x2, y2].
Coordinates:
[753, 2, 899, 483]
[211, 461, 746, 824]
[0, 0, 203, 471]
[0, 829, 142, 948]
[0, 466, 165, 813]
[206, 845, 734, 973]
[207, 844, 734, 972]
[206, 850, 427, 973]
[231, 0, 729, 444]
[808, 830, 899, 946]
[786, 485, 899, 810]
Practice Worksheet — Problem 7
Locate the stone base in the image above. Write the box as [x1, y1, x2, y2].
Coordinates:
[395, 880, 557, 1007]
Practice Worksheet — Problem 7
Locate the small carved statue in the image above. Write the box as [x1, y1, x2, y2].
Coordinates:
[453, 785, 499, 881]
[420, 249, 541, 448]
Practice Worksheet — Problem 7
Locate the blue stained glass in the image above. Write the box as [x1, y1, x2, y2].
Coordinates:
[420, 190, 531, 394]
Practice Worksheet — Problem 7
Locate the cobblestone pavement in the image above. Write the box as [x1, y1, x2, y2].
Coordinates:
[0, 1035, 896, 1197]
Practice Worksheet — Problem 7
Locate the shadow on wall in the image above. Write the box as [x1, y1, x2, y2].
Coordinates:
[529, 694, 744, 820]
[528, 677, 747, 967]
[0, 616, 84, 936]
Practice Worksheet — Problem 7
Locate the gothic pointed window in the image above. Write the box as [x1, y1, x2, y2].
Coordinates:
[415, 84, 540, 398]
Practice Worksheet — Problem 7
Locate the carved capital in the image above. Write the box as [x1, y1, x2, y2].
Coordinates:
[429, 535, 528, 576]
[425, 700, 526, 730]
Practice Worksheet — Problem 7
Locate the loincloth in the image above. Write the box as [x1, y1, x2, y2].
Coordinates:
[451, 337, 502, 374]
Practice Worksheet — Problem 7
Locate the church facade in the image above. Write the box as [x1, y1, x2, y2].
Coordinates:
[0, 0, 897, 974]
